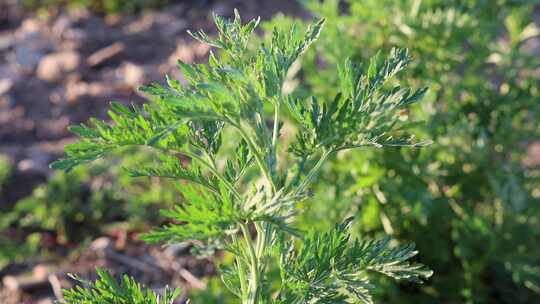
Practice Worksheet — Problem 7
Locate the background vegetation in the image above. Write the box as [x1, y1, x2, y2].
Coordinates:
[19, 0, 172, 15]
[262, 1, 540, 303]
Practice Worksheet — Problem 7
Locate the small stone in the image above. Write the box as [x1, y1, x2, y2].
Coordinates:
[16, 152, 53, 175]
[0, 79, 13, 96]
[2, 276, 20, 291]
[121, 62, 145, 87]
[169, 44, 194, 65]
[194, 43, 211, 57]
[65, 80, 87, 102]
[13, 44, 45, 71]
[90, 237, 112, 251]
[37, 51, 81, 82]
[524, 142, 540, 167]
[87, 82, 108, 96]
[168, 43, 211, 66]
[33, 264, 51, 280]
[20, 18, 40, 34]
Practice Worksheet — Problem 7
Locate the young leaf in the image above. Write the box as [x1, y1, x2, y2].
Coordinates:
[62, 268, 181, 304]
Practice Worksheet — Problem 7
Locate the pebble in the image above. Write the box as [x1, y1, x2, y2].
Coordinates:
[120, 62, 145, 87]
[13, 42, 45, 72]
[0, 79, 13, 96]
[36, 51, 81, 82]
[90, 237, 113, 251]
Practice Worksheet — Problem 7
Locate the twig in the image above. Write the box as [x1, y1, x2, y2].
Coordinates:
[170, 262, 206, 290]
[2, 274, 48, 291]
[104, 248, 159, 273]
[87, 42, 125, 67]
[48, 273, 64, 301]
[105, 246, 206, 289]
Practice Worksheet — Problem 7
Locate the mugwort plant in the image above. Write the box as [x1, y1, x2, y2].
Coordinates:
[52, 11, 432, 304]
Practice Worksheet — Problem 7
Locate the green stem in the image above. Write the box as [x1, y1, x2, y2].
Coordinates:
[269, 101, 281, 195]
[240, 222, 260, 304]
[181, 150, 242, 200]
[232, 234, 249, 299]
[254, 222, 266, 259]
[294, 150, 332, 196]
[235, 124, 276, 194]
[272, 102, 280, 146]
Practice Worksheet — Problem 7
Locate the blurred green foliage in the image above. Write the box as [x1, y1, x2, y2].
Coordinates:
[19, 0, 171, 15]
[0, 155, 10, 195]
[0, 150, 178, 267]
[260, 0, 540, 303]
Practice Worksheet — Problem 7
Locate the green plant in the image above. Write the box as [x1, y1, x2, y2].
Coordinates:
[53, 11, 432, 303]
[262, 0, 540, 303]
[0, 150, 178, 265]
[0, 154, 10, 188]
[0, 154, 11, 205]
[20, 0, 170, 15]
[0, 155, 35, 269]
[63, 268, 181, 303]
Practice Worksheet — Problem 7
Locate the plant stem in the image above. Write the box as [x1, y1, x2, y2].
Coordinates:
[272, 102, 280, 147]
[240, 222, 260, 304]
[294, 149, 332, 196]
[269, 101, 281, 195]
[181, 150, 242, 200]
[232, 233, 249, 299]
[235, 124, 276, 194]
[254, 222, 267, 260]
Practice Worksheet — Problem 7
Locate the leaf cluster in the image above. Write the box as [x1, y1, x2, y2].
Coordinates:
[276, 219, 432, 304]
[268, 0, 540, 303]
[62, 268, 180, 304]
[287, 48, 428, 159]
